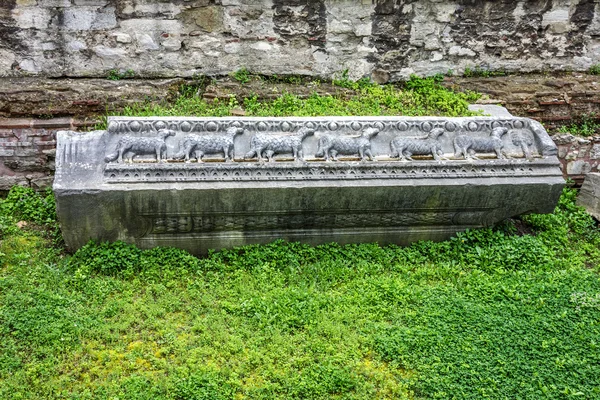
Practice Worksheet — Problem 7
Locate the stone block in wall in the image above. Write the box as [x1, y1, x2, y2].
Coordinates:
[15, 0, 37, 6]
[30, 175, 53, 189]
[0, 149, 15, 157]
[590, 144, 600, 160]
[191, 6, 224, 33]
[38, 0, 71, 6]
[0, 49, 16, 74]
[73, 0, 110, 5]
[567, 160, 593, 176]
[0, 175, 29, 191]
[59, 6, 117, 31]
[120, 19, 182, 35]
[577, 173, 600, 220]
[542, 8, 571, 34]
[121, 1, 181, 18]
[11, 6, 52, 29]
[93, 45, 128, 59]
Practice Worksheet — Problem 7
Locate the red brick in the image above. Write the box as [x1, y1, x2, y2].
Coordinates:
[0, 129, 17, 137]
[72, 119, 100, 128]
[506, 100, 533, 105]
[541, 116, 572, 121]
[569, 92, 590, 98]
[31, 118, 72, 129]
[0, 119, 32, 129]
[14, 149, 39, 157]
[535, 91, 562, 97]
[26, 129, 48, 137]
[539, 101, 567, 106]
[34, 140, 56, 146]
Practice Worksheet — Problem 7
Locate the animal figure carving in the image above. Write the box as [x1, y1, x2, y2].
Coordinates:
[390, 128, 446, 161]
[245, 127, 315, 162]
[511, 132, 535, 160]
[315, 128, 379, 161]
[104, 129, 176, 163]
[453, 127, 509, 160]
[174, 127, 244, 162]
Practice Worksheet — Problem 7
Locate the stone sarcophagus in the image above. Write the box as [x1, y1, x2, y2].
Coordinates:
[54, 116, 564, 255]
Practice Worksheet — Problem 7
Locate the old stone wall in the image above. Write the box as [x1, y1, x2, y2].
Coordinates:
[443, 73, 600, 130]
[1, 0, 600, 82]
[0, 117, 74, 190]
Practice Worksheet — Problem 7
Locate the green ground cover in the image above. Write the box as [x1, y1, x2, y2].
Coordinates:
[1, 76, 598, 398]
[1, 186, 599, 399]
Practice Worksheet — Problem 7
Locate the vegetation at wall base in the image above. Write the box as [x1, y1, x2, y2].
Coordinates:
[93, 74, 481, 130]
[106, 69, 136, 81]
[1, 186, 599, 399]
[557, 113, 600, 137]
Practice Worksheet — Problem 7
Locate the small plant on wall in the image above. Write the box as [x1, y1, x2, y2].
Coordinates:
[106, 69, 136, 80]
[232, 68, 251, 84]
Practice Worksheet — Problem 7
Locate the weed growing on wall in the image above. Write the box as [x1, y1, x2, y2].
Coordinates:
[590, 64, 600, 75]
[106, 69, 136, 80]
[232, 68, 252, 84]
[557, 113, 600, 137]
[1, 185, 600, 398]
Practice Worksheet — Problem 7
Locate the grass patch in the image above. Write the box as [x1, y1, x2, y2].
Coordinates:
[1, 186, 599, 399]
[93, 75, 481, 130]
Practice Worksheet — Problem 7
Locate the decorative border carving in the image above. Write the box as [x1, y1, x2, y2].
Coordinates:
[106, 117, 530, 136]
[104, 159, 559, 183]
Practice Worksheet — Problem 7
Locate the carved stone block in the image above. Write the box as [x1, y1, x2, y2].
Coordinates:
[54, 116, 564, 255]
[173, 127, 243, 162]
[577, 172, 600, 221]
[245, 127, 315, 162]
[315, 128, 379, 161]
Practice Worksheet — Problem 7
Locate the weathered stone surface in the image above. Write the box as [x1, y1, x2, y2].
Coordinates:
[468, 105, 513, 118]
[2, 1, 600, 80]
[54, 116, 564, 254]
[577, 172, 600, 220]
[0, 77, 184, 118]
[0, 117, 92, 191]
[443, 74, 600, 131]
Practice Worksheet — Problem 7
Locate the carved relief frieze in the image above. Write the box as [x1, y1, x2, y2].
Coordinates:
[54, 115, 565, 254]
[101, 117, 551, 171]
